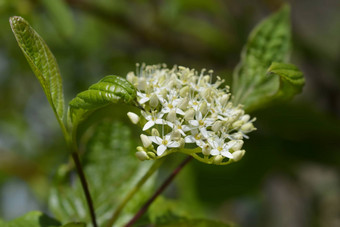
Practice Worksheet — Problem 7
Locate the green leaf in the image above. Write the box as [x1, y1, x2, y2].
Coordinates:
[61, 223, 86, 227]
[149, 196, 191, 224]
[68, 75, 137, 125]
[267, 62, 305, 100]
[49, 120, 156, 226]
[232, 5, 292, 111]
[9, 16, 65, 121]
[6, 211, 61, 227]
[156, 219, 233, 227]
[41, 0, 75, 38]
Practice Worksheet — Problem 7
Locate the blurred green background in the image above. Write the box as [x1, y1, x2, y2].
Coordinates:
[0, 0, 340, 226]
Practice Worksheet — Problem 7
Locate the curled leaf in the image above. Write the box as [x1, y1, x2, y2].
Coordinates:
[267, 62, 305, 100]
[69, 75, 137, 125]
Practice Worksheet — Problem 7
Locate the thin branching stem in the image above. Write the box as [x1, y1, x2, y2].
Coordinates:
[71, 151, 98, 227]
[124, 156, 193, 227]
[69, 123, 97, 227]
[106, 159, 164, 227]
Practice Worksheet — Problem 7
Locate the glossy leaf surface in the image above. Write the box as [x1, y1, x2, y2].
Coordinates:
[10, 16, 65, 120]
[69, 76, 137, 125]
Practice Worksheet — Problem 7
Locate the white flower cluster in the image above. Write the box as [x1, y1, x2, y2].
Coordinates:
[127, 64, 256, 165]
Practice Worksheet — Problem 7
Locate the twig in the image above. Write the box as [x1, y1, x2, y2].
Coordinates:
[106, 159, 164, 227]
[71, 151, 98, 227]
[124, 156, 193, 227]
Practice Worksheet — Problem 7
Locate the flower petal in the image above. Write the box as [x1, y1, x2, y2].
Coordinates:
[168, 141, 180, 148]
[221, 150, 233, 158]
[143, 121, 155, 131]
[189, 120, 199, 127]
[185, 135, 196, 143]
[210, 149, 219, 156]
[139, 97, 150, 104]
[155, 119, 166, 125]
[149, 136, 162, 144]
[157, 144, 167, 156]
[175, 108, 185, 115]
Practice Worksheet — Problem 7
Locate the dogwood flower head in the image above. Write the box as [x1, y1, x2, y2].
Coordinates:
[127, 64, 256, 165]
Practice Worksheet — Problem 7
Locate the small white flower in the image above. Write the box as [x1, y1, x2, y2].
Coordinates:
[184, 129, 205, 148]
[161, 96, 185, 115]
[209, 137, 233, 158]
[141, 111, 165, 131]
[137, 91, 151, 104]
[188, 111, 214, 138]
[149, 135, 180, 156]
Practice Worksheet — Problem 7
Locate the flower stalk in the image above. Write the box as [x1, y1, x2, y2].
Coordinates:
[106, 159, 164, 227]
[124, 156, 193, 227]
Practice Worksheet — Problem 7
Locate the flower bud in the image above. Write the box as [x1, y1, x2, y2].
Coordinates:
[147, 151, 156, 159]
[228, 140, 244, 151]
[232, 150, 245, 162]
[202, 144, 211, 155]
[232, 120, 243, 129]
[233, 109, 244, 118]
[127, 112, 140, 124]
[149, 94, 159, 108]
[240, 114, 250, 123]
[178, 138, 185, 148]
[140, 134, 152, 148]
[171, 130, 181, 141]
[127, 72, 137, 84]
[180, 86, 190, 97]
[212, 121, 223, 132]
[213, 155, 224, 164]
[135, 151, 149, 161]
[232, 132, 243, 140]
[179, 97, 189, 110]
[167, 80, 176, 89]
[241, 122, 256, 133]
[203, 75, 211, 83]
[158, 74, 166, 84]
[199, 101, 208, 115]
[151, 128, 160, 137]
[167, 109, 177, 122]
[159, 89, 167, 99]
[219, 94, 230, 106]
[138, 78, 147, 90]
[184, 109, 195, 120]
[137, 146, 145, 152]
[202, 88, 212, 99]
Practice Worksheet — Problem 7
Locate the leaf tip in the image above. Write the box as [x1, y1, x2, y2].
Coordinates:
[9, 16, 22, 25]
